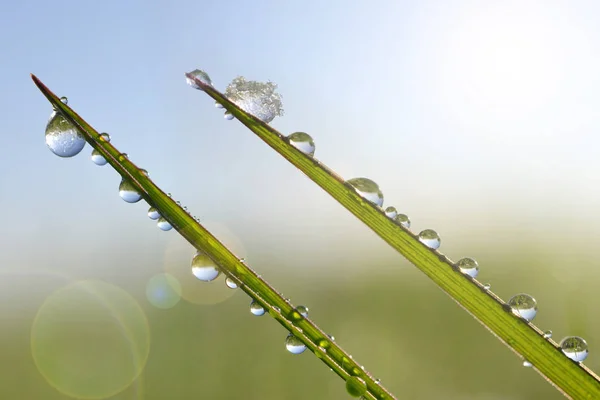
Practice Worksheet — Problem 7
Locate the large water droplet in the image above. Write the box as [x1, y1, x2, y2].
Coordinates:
[507, 294, 537, 321]
[394, 214, 411, 228]
[118, 179, 142, 203]
[287, 132, 315, 156]
[157, 217, 172, 231]
[91, 149, 107, 166]
[250, 300, 265, 316]
[384, 206, 397, 218]
[418, 229, 441, 250]
[225, 277, 238, 289]
[224, 111, 234, 120]
[191, 251, 221, 282]
[346, 376, 367, 398]
[147, 206, 160, 220]
[285, 333, 306, 354]
[346, 178, 384, 207]
[45, 113, 86, 157]
[185, 69, 212, 90]
[456, 257, 479, 278]
[560, 336, 589, 362]
[224, 76, 284, 123]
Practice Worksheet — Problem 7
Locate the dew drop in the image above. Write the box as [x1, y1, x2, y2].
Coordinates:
[157, 217, 172, 231]
[456, 257, 479, 278]
[45, 113, 86, 157]
[418, 229, 441, 250]
[191, 251, 221, 282]
[289, 305, 309, 321]
[346, 178, 384, 207]
[99, 132, 111, 142]
[384, 206, 397, 218]
[483, 283, 491, 290]
[224, 76, 284, 123]
[215, 101, 224, 109]
[285, 333, 306, 355]
[543, 330, 553, 339]
[59, 96, 68, 104]
[250, 300, 265, 316]
[560, 336, 589, 362]
[147, 206, 160, 220]
[118, 179, 142, 203]
[317, 338, 331, 350]
[507, 294, 537, 321]
[91, 149, 107, 166]
[118, 153, 128, 162]
[394, 214, 411, 228]
[328, 334, 335, 342]
[346, 376, 367, 398]
[224, 111, 234, 120]
[287, 132, 315, 156]
[523, 360, 533, 368]
[185, 69, 212, 90]
[225, 277, 238, 289]
[296, 305, 309, 318]
[140, 169, 149, 177]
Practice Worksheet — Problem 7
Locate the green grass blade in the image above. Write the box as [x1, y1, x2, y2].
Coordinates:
[188, 73, 600, 399]
[32, 74, 395, 400]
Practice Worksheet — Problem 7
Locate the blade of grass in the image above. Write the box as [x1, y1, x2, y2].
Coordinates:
[188, 73, 600, 399]
[32, 74, 394, 400]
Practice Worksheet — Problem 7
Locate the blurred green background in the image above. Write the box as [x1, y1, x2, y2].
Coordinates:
[2, 0, 600, 399]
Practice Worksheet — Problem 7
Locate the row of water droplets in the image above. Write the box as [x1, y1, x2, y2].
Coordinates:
[185, 69, 591, 369]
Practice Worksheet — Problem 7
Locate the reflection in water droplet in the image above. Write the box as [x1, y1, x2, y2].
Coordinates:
[225, 277, 238, 289]
[523, 360, 533, 368]
[483, 283, 491, 290]
[543, 330, 553, 339]
[346, 376, 367, 398]
[91, 149, 107, 166]
[287, 132, 315, 156]
[147, 207, 160, 220]
[99, 132, 111, 142]
[250, 300, 265, 316]
[157, 217, 173, 231]
[45, 113, 86, 157]
[507, 294, 537, 321]
[118, 179, 142, 203]
[59, 96, 68, 104]
[346, 178, 384, 207]
[146, 273, 182, 309]
[456, 257, 479, 278]
[384, 206, 397, 218]
[418, 229, 441, 250]
[296, 305, 309, 318]
[185, 69, 212, 90]
[394, 214, 411, 228]
[560, 336, 589, 362]
[215, 101, 224, 109]
[191, 252, 221, 282]
[285, 333, 306, 354]
[224, 111, 234, 120]
[224, 76, 284, 123]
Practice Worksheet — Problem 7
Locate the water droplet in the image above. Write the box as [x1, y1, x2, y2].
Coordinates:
[215, 101, 224, 109]
[119, 179, 142, 203]
[507, 294, 537, 321]
[289, 305, 309, 321]
[59, 96, 69, 104]
[318, 338, 332, 349]
[296, 305, 309, 318]
[99, 132, 111, 142]
[250, 300, 265, 316]
[157, 217, 172, 231]
[45, 113, 86, 157]
[328, 334, 335, 342]
[375, 378, 381, 384]
[167, 192, 172, 197]
[185, 69, 212, 90]
[140, 169, 149, 177]
[394, 214, 411, 228]
[91, 149, 107, 166]
[285, 333, 306, 355]
[224, 76, 284, 123]
[384, 206, 397, 218]
[543, 330, 553, 339]
[191, 251, 221, 282]
[118, 153, 128, 162]
[523, 360, 533, 368]
[456, 257, 479, 278]
[147, 206, 160, 220]
[346, 178, 384, 207]
[225, 277, 238, 289]
[483, 283, 491, 290]
[346, 376, 367, 398]
[224, 111, 234, 120]
[560, 336, 589, 362]
[418, 229, 441, 250]
[287, 132, 315, 156]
